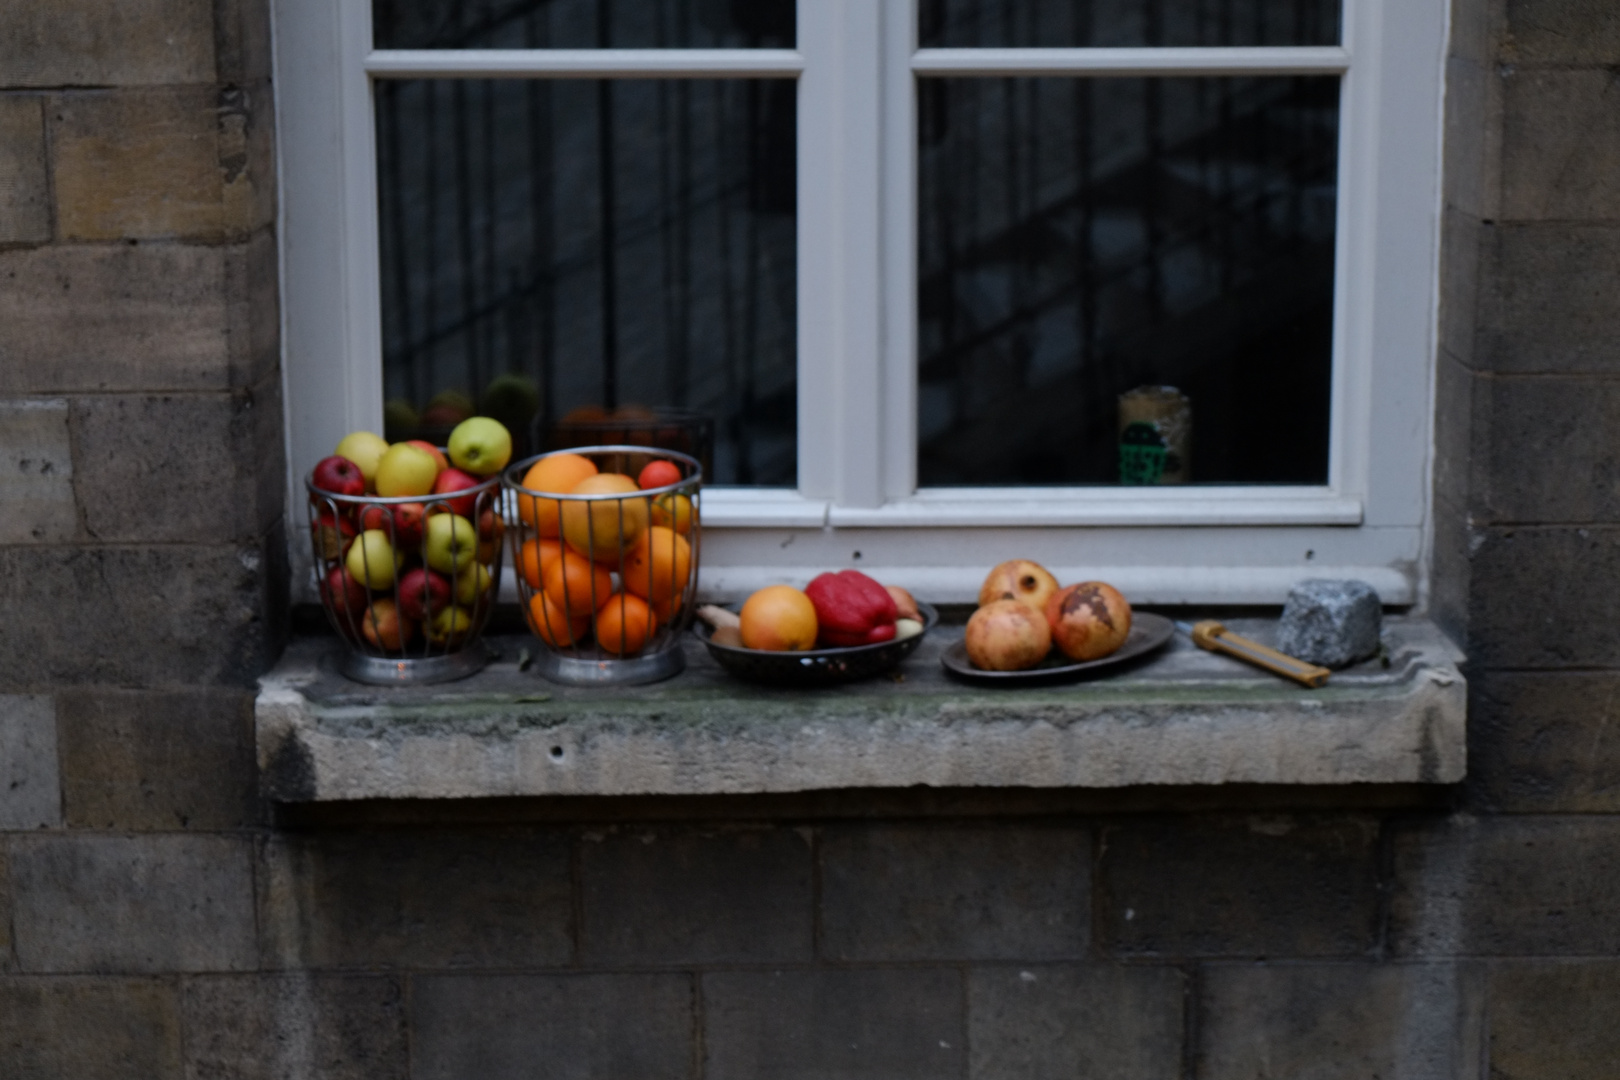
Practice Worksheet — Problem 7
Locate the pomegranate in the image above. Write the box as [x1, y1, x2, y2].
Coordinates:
[1046, 582, 1131, 662]
[964, 599, 1052, 671]
[978, 559, 1059, 615]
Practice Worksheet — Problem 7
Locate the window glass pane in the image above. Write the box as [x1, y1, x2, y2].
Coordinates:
[375, 0, 795, 50]
[921, 0, 1341, 48]
[918, 76, 1339, 486]
[377, 79, 797, 485]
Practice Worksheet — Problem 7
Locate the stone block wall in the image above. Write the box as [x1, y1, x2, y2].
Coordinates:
[3, 0, 1620, 1076]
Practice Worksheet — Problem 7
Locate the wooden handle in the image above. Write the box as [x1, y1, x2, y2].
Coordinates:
[1189, 621, 1331, 689]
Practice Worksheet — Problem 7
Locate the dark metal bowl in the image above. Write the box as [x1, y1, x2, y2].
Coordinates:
[694, 602, 939, 686]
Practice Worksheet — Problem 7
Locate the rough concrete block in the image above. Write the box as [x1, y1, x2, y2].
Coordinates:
[580, 826, 812, 965]
[412, 974, 693, 1080]
[1466, 672, 1620, 812]
[11, 834, 256, 973]
[71, 380, 282, 544]
[1488, 962, 1620, 1080]
[57, 688, 258, 830]
[215, 0, 275, 84]
[1475, 375, 1620, 524]
[0, 695, 61, 829]
[0, 96, 49, 244]
[1198, 964, 1483, 1080]
[1432, 352, 1478, 512]
[0, 843, 10, 970]
[1505, 0, 1620, 64]
[182, 974, 408, 1080]
[1391, 816, 1620, 955]
[0, 977, 183, 1079]
[821, 826, 1088, 961]
[0, 398, 77, 545]
[1276, 580, 1383, 668]
[1438, 208, 1483, 368]
[0, 0, 215, 88]
[51, 87, 270, 242]
[1478, 223, 1620, 374]
[1500, 69, 1620, 222]
[1460, 525, 1620, 669]
[0, 539, 283, 690]
[1428, 493, 1472, 650]
[0, 241, 274, 394]
[968, 965, 1184, 1080]
[1443, 58, 1495, 222]
[259, 831, 573, 970]
[1098, 816, 1381, 958]
[704, 969, 964, 1080]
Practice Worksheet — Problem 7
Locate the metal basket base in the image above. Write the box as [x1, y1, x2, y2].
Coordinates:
[532, 647, 685, 688]
[339, 641, 493, 686]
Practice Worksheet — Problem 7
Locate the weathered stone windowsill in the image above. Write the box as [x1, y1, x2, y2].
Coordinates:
[255, 617, 1465, 802]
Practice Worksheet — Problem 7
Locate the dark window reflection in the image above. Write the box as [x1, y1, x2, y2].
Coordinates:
[918, 77, 1340, 486]
[376, 0, 795, 50]
[921, 0, 1341, 48]
[377, 79, 797, 485]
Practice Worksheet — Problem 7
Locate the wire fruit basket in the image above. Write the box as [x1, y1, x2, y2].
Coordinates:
[306, 470, 505, 685]
[503, 445, 701, 687]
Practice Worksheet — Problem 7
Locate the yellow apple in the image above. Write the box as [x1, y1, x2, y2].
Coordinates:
[453, 562, 492, 606]
[346, 529, 400, 590]
[334, 431, 390, 491]
[375, 442, 440, 497]
[423, 513, 477, 575]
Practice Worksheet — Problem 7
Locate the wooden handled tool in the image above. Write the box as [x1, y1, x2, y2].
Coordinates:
[1176, 620, 1331, 689]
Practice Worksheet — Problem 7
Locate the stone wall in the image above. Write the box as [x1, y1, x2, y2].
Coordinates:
[4, 0, 1620, 1076]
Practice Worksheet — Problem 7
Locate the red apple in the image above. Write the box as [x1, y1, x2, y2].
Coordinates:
[311, 508, 357, 561]
[362, 598, 416, 651]
[430, 467, 481, 517]
[406, 440, 449, 476]
[359, 501, 426, 550]
[312, 455, 365, 497]
[638, 459, 682, 490]
[320, 565, 368, 618]
[397, 566, 453, 622]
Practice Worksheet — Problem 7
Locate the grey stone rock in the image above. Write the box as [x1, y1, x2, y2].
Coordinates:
[1276, 579, 1383, 669]
[820, 825, 1089, 961]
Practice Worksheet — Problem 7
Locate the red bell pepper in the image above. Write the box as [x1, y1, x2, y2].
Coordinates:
[805, 570, 899, 647]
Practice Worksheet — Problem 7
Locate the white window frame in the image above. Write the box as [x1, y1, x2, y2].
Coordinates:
[273, 0, 1449, 605]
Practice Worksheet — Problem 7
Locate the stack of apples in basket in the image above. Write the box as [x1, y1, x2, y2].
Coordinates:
[309, 417, 511, 654]
[510, 452, 696, 658]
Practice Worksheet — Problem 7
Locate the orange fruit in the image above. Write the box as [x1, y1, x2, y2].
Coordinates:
[650, 492, 695, 535]
[622, 526, 692, 619]
[527, 591, 589, 648]
[596, 593, 657, 656]
[559, 473, 649, 563]
[516, 453, 598, 537]
[739, 585, 818, 651]
[542, 547, 614, 617]
[516, 537, 564, 590]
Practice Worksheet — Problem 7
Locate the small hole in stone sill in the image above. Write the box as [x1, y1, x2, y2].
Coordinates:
[549, 746, 565, 761]
[852, 551, 863, 560]
[1305, 549, 1315, 560]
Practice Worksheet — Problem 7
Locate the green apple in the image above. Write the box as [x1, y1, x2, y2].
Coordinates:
[383, 398, 420, 442]
[479, 373, 541, 435]
[426, 605, 474, 646]
[375, 442, 439, 497]
[423, 513, 477, 575]
[447, 417, 513, 477]
[453, 562, 493, 606]
[334, 431, 390, 491]
[346, 529, 400, 589]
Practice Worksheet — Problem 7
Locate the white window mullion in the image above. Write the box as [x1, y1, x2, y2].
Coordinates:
[796, 0, 885, 508]
[880, 0, 918, 502]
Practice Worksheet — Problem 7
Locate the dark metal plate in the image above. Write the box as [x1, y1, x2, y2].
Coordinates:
[695, 602, 939, 686]
[940, 611, 1176, 685]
